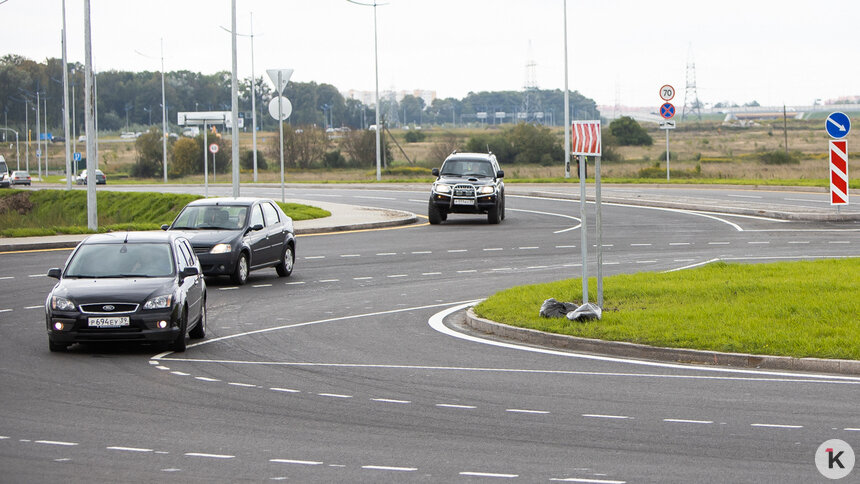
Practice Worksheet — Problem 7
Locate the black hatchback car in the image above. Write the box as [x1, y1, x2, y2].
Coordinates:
[45, 232, 206, 353]
[165, 197, 296, 285]
[429, 152, 505, 224]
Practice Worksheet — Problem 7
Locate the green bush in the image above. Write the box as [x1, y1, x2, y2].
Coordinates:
[609, 116, 653, 146]
[404, 130, 426, 143]
[323, 150, 347, 168]
[465, 122, 562, 165]
[240, 149, 268, 171]
[759, 150, 799, 165]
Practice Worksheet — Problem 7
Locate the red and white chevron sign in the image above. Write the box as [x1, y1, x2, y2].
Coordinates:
[830, 140, 849, 205]
[572, 121, 601, 156]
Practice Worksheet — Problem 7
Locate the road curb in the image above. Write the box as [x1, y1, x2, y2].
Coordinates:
[464, 307, 860, 376]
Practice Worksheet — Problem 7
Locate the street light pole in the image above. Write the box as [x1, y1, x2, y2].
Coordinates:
[348, 0, 384, 181]
[84, 0, 97, 231]
[563, 0, 571, 180]
[62, 0, 72, 189]
[250, 13, 258, 183]
[160, 38, 168, 183]
[230, 0, 240, 197]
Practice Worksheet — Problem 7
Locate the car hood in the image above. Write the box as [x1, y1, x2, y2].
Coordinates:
[53, 277, 175, 305]
[172, 230, 242, 247]
[435, 175, 496, 186]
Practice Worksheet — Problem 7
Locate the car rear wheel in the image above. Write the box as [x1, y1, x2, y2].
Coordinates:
[428, 200, 443, 225]
[231, 253, 249, 285]
[170, 308, 188, 352]
[189, 301, 206, 339]
[276, 244, 294, 277]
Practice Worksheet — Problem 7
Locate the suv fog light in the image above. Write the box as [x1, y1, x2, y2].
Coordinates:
[53, 322, 64, 331]
[157, 320, 168, 329]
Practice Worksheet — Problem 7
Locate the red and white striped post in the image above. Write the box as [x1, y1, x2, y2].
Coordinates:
[829, 140, 849, 208]
[571, 121, 603, 308]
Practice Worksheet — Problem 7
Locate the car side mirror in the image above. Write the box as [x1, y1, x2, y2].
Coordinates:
[180, 266, 199, 279]
[496, 170, 504, 178]
[431, 168, 439, 177]
[252, 223, 264, 231]
[47, 268, 62, 279]
[161, 224, 170, 231]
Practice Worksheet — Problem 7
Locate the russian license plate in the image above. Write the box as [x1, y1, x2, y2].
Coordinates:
[453, 199, 474, 205]
[88, 316, 130, 328]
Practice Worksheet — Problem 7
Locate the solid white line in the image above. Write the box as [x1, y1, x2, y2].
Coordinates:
[252, 284, 272, 288]
[372, 398, 411, 404]
[363, 465, 417, 472]
[185, 452, 234, 459]
[108, 446, 153, 452]
[751, 423, 803, 429]
[228, 382, 257, 388]
[270, 387, 300, 393]
[270, 459, 323, 465]
[507, 206, 581, 233]
[36, 440, 78, 446]
[340, 254, 361, 257]
[387, 274, 408, 278]
[506, 409, 549, 414]
[318, 279, 340, 283]
[318, 393, 352, 399]
[353, 277, 373, 280]
[194, 376, 220, 382]
[460, 471, 518, 478]
[304, 256, 325, 259]
[664, 419, 713, 425]
[483, 248, 504, 251]
[550, 478, 626, 483]
[582, 414, 630, 420]
[436, 403, 477, 409]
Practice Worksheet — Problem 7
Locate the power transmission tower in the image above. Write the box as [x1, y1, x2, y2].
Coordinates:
[681, 48, 702, 120]
[521, 41, 543, 123]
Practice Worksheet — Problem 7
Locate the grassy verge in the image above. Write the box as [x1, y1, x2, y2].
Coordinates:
[0, 190, 330, 237]
[474, 259, 860, 360]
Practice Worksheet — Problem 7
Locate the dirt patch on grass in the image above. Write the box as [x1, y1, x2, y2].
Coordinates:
[0, 192, 33, 215]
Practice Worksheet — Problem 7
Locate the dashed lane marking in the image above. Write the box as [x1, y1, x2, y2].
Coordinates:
[447, 249, 467, 253]
[377, 252, 396, 256]
[387, 274, 407, 278]
[664, 419, 713, 425]
[318, 393, 352, 399]
[422, 272, 442, 276]
[285, 281, 305, 285]
[304, 256, 325, 260]
[194, 376, 220, 382]
[0, 276, 14, 280]
[185, 452, 235, 459]
[457, 270, 477, 273]
[411, 251, 432, 254]
[340, 254, 360, 258]
[35, 440, 78, 446]
[436, 404, 477, 409]
[107, 446, 154, 453]
[270, 459, 323, 465]
[372, 398, 411, 404]
[518, 246, 539, 250]
[483, 248, 504, 251]
[228, 382, 257, 388]
[252, 284, 272, 288]
[630, 243, 651, 246]
[708, 242, 730, 245]
[506, 409, 549, 415]
[170, 371, 190, 376]
[353, 277, 373, 280]
[748, 241, 770, 244]
[751, 423, 803, 429]
[550, 478, 627, 483]
[582, 414, 630, 420]
[318, 279, 340, 283]
[460, 471, 518, 478]
[362, 465, 417, 472]
[270, 387, 300, 393]
[0, 309, 12, 313]
[218, 287, 239, 291]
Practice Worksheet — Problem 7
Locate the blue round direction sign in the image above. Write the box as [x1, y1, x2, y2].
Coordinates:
[826, 112, 851, 139]
[660, 102, 675, 119]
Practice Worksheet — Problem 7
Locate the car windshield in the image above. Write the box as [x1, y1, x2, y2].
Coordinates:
[440, 160, 494, 177]
[171, 205, 248, 230]
[65, 242, 175, 278]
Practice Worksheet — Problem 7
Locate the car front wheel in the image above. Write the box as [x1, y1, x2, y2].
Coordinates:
[428, 200, 443, 225]
[189, 301, 206, 339]
[170, 308, 187, 352]
[231, 253, 249, 285]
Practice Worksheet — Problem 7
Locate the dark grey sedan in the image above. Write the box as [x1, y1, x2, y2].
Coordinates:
[165, 197, 296, 285]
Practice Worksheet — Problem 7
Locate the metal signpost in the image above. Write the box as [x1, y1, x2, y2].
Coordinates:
[177, 111, 229, 197]
[209, 142, 219, 190]
[826, 112, 851, 212]
[266, 69, 294, 203]
[571, 121, 603, 307]
[659, 86, 676, 181]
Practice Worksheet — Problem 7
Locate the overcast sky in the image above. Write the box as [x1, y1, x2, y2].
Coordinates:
[2, 0, 858, 108]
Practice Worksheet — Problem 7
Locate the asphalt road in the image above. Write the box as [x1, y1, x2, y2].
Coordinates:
[1, 185, 858, 483]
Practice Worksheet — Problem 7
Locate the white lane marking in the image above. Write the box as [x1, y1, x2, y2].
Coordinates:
[387, 274, 408, 278]
[108, 446, 153, 453]
[36, 440, 78, 446]
[408, 199, 426, 203]
[155, 366, 170, 371]
[583, 414, 630, 420]
[751, 423, 803, 429]
[491, 268, 513, 271]
[436, 404, 477, 409]
[0, 436, 9, 439]
[518, 246, 539, 250]
[372, 398, 411, 404]
[604, 262, 620, 265]
[228, 382, 257, 388]
[24, 305, 42, 309]
[673, 259, 695, 263]
[708, 242, 730, 245]
[422, 272, 442, 276]
[669, 242, 690, 246]
[304, 256, 325, 259]
[411, 251, 432, 254]
[0, 309, 12, 313]
[28, 274, 46, 278]
[460, 471, 518, 478]
[377, 252, 396, 256]
[550, 478, 626, 483]
[845, 428, 860, 431]
[194, 376, 220, 382]
[457, 270, 477, 273]
[185, 452, 235, 459]
[507, 207, 581, 233]
[788, 241, 810, 244]
[506, 409, 549, 415]
[54, 458, 71, 462]
[353, 277, 373, 280]
[428, 303, 860, 382]
[0, 276, 14, 280]
[483, 248, 504, 251]
[526, 266, 548, 269]
[447, 249, 467, 253]
[748, 241, 770, 244]
[354, 195, 395, 200]
[219, 287, 239, 291]
[829, 241, 850, 244]
[784, 197, 829, 203]
[161, 468, 181, 472]
[270, 387, 300, 393]
[728, 194, 762, 199]
[635, 260, 656, 264]
[252, 284, 272, 288]
[630, 243, 651, 246]
[340, 254, 361, 258]
[318, 279, 340, 283]
[170, 371, 190, 376]
[664, 419, 713, 425]
[663, 258, 721, 273]
[285, 281, 305, 285]
[318, 393, 352, 399]
[556, 245, 576, 248]
[149, 361, 159, 365]
[270, 459, 323, 465]
[363, 465, 417, 472]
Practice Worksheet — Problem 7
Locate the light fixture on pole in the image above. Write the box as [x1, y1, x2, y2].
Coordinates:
[347, 0, 386, 182]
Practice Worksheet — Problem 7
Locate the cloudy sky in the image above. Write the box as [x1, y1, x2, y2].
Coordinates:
[2, 0, 858, 108]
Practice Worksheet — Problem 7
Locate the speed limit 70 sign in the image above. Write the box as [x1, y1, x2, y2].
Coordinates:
[660, 85, 675, 101]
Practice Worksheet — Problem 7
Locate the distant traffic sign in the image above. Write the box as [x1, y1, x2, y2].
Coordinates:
[826, 112, 851, 139]
[73, 152, 82, 162]
[660, 103, 675, 119]
[36, 149, 41, 158]
[659, 85, 675, 101]
[266, 69, 294, 95]
[659, 120, 676, 130]
[268, 96, 293, 121]
[209, 143, 219, 154]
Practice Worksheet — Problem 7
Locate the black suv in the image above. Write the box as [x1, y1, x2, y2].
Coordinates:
[428, 152, 505, 224]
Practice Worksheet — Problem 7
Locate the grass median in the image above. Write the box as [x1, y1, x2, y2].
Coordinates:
[474, 259, 860, 360]
[0, 190, 330, 237]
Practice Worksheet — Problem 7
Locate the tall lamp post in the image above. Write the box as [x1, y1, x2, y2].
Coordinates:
[563, 0, 571, 179]
[62, 0, 72, 188]
[135, 41, 169, 183]
[347, 0, 385, 181]
[223, 12, 260, 182]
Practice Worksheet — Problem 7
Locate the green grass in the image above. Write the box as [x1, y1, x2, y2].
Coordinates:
[0, 190, 330, 237]
[474, 259, 860, 360]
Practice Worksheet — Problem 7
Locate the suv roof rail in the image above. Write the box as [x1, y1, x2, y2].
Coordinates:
[450, 149, 457, 155]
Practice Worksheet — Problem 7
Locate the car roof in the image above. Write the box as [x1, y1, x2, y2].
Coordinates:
[184, 197, 272, 207]
[80, 231, 184, 245]
[445, 153, 496, 162]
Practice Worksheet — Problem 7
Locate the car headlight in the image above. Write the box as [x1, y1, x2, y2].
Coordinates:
[434, 184, 451, 194]
[479, 186, 495, 195]
[143, 294, 173, 310]
[210, 243, 231, 254]
[51, 296, 76, 311]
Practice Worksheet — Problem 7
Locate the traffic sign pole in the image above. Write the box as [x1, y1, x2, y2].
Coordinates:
[659, 101, 676, 181]
[203, 121, 208, 197]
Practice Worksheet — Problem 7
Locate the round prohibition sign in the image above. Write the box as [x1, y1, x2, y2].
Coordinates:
[209, 143, 219, 154]
[660, 102, 676, 119]
[659, 84, 675, 101]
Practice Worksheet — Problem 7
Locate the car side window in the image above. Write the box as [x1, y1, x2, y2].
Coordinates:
[262, 202, 280, 226]
[250, 204, 265, 228]
[179, 239, 196, 266]
[174, 241, 190, 272]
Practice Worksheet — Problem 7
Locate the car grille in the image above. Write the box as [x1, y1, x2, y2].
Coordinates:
[453, 184, 476, 197]
[79, 303, 139, 314]
[192, 246, 211, 255]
